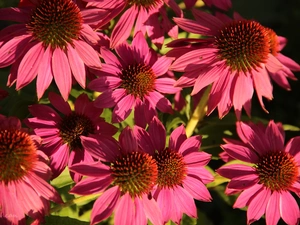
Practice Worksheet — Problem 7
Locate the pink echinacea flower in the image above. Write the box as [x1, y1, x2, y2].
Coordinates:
[88, 32, 181, 126]
[24, 92, 117, 182]
[0, 115, 62, 225]
[134, 117, 214, 224]
[217, 121, 300, 225]
[69, 126, 163, 225]
[169, 10, 300, 119]
[0, 0, 106, 100]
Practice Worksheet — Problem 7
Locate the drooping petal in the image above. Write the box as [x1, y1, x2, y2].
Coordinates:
[114, 193, 134, 225]
[221, 143, 259, 163]
[110, 6, 138, 48]
[73, 39, 101, 69]
[217, 164, 256, 179]
[112, 94, 135, 123]
[52, 47, 72, 101]
[91, 186, 120, 225]
[67, 43, 86, 88]
[36, 45, 53, 100]
[183, 175, 212, 202]
[280, 191, 299, 225]
[265, 192, 281, 225]
[247, 188, 271, 224]
[16, 42, 44, 90]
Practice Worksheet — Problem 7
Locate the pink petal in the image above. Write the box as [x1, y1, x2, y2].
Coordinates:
[36, 45, 53, 100]
[81, 135, 119, 162]
[25, 172, 62, 203]
[169, 125, 187, 151]
[232, 73, 254, 118]
[110, 6, 138, 48]
[170, 48, 217, 71]
[48, 92, 72, 115]
[145, 91, 173, 114]
[69, 162, 111, 177]
[67, 43, 86, 88]
[0, 35, 31, 67]
[207, 68, 231, 114]
[50, 144, 69, 178]
[131, 31, 149, 63]
[141, 194, 163, 225]
[94, 89, 126, 108]
[217, 164, 256, 179]
[236, 122, 269, 156]
[247, 188, 271, 224]
[80, 23, 100, 45]
[173, 17, 215, 37]
[183, 175, 212, 201]
[100, 47, 122, 67]
[252, 65, 273, 112]
[52, 48, 72, 101]
[148, 117, 166, 151]
[227, 173, 259, 190]
[221, 143, 259, 163]
[151, 56, 173, 76]
[133, 198, 147, 225]
[91, 186, 120, 225]
[173, 186, 197, 219]
[155, 77, 181, 94]
[265, 192, 281, 225]
[119, 126, 138, 153]
[276, 53, 300, 71]
[133, 125, 156, 154]
[16, 42, 44, 90]
[88, 76, 122, 92]
[184, 151, 211, 167]
[280, 191, 299, 225]
[191, 64, 224, 96]
[73, 39, 101, 69]
[178, 135, 201, 156]
[155, 188, 174, 224]
[265, 120, 285, 151]
[285, 136, 300, 158]
[112, 94, 135, 123]
[192, 9, 224, 33]
[70, 176, 111, 195]
[187, 166, 214, 184]
[233, 184, 263, 208]
[115, 193, 134, 225]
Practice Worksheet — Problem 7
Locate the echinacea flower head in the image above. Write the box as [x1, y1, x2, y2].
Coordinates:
[88, 0, 182, 48]
[169, 10, 300, 119]
[217, 121, 300, 225]
[24, 92, 117, 182]
[134, 117, 214, 224]
[69, 126, 163, 225]
[88, 32, 181, 126]
[0, 0, 106, 100]
[0, 115, 62, 225]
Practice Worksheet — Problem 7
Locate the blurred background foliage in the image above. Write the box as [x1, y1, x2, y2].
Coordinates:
[0, 0, 299, 225]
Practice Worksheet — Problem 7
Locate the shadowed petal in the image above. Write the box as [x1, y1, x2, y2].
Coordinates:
[265, 191, 281, 225]
[280, 191, 299, 225]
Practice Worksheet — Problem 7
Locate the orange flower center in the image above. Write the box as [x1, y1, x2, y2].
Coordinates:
[59, 112, 95, 150]
[265, 27, 280, 56]
[0, 129, 38, 184]
[110, 151, 158, 197]
[27, 0, 82, 49]
[120, 63, 156, 99]
[215, 20, 270, 73]
[256, 151, 298, 191]
[154, 148, 187, 188]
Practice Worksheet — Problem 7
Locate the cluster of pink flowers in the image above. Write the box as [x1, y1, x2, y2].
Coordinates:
[0, 0, 299, 225]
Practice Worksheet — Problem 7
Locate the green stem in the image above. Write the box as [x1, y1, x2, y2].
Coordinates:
[185, 86, 211, 138]
[50, 194, 100, 214]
